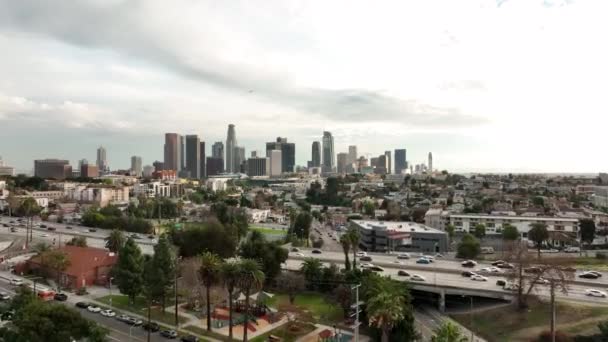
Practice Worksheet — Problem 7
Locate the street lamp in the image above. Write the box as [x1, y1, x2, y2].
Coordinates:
[109, 277, 114, 308]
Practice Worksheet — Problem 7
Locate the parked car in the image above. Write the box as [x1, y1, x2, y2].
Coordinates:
[142, 322, 160, 332]
[87, 305, 102, 313]
[311, 249, 322, 254]
[585, 289, 607, 298]
[116, 314, 132, 323]
[130, 234, 141, 240]
[397, 253, 411, 259]
[410, 274, 426, 282]
[359, 256, 372, 262]
[435, 253, 444, 258]
[471, 275, 488, 282]
[356, 251, 367, 257]
[461, 260, 477, 268]
[100, 309, 116, 317]
[181, 335, 199, 342]
[129, 318, 143, 326]
[75, 302, 91, 309]
[160, 330, 178, 339]
[416, 258, 431, 264]
[461, 271, 476, 278]
[47, 227, 56, 231]
[368, 266, 384, 272]
[9, 278, 23, 286]
[54, 293, 68, 301]
[580, 272, 601, 279]
[0, 292, 11, 301]
[397, 270, 410, 277]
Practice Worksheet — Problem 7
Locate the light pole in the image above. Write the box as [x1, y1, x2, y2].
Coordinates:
[174, 255, 182, 329]
[109, 277, 114, 309]
[351, 284, 361, 342]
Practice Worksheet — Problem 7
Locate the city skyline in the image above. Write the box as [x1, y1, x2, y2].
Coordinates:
[1, 1, 608, 173]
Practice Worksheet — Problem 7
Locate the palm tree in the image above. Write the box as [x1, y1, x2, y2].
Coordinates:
[367, 291, 406, 342]
[45, 250, 71, 292]
[300, 258, 323, 285]
[339, 234, 351, 271]
[346, 227, 361, 269]
[18, 197, 41, 248]
[199, 252, 222, 332]
[105, 229, 126, 253]
[238, 259, 265, 342]
[431, 321, 468, 342]
[220, 261, 241, 341]
[33, 242, 50, 255]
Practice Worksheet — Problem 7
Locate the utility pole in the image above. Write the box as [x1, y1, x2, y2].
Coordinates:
[350, 284, 361, 342]
[550, 279, 556, 342]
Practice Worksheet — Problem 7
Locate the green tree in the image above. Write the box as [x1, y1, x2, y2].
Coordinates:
[532, 196, 545, 207]
[598, 321, 608, 340]
[292, 212, 313, 241]
[220, 261, 241, 340]
[431, 322, 467, 342]
[149, 235, 176, 309]
[456, 234, 481, 259]
[528, 222, 549, 259]
[445, 224, 455, 240]
[238, 231, 288, 282]
[33, 242, 50, 255]
[18, 197, 41, 247]
[44, 250, 71, 291]
[346, 227, 361, 269]
[238, 259, 265, 342]
[276, 272, 305, 305]
[300, 258, 323, 288]
[113, 237, 144, 304]
[200, 252, 221, 332]
[142, 255, 155, 342]
[473, 224, 486, 240]
[579, 218, 596, 252]
[66, 236, 87, 247]
[502, 224, 519, 241]
[334, 285, 352, 318]
[340, 234, 351, 271]
[368, 291, 406, 342]
[105, 229, 126, 253]
[363, 201, 376, 217]
[169, 221, 237, 258]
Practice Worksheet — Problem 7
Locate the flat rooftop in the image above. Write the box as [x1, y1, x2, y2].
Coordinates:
[352, 220, 446, 234]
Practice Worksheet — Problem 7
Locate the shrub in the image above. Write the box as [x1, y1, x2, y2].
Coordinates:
[596, 252, 606, 260]
[537, 330, 573, 342]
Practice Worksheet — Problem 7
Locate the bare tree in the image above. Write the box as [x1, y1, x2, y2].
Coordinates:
[275, 272, 305, 304]
[180, 257, 204, 311]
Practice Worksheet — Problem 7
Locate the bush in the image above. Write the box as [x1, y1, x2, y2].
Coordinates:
[596, 252, 606, 260]
[456, 233, 481, 259]
[537, 330, 573, 342]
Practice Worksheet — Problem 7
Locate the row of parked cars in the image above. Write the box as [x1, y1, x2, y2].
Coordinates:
[74, 302, 199, 341]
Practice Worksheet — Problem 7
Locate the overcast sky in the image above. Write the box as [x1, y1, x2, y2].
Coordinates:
[0, 0, 606, 173]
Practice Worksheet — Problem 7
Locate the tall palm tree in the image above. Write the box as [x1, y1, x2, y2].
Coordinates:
[367, 291, 406, 342]
[346, 227, 361, 269]
[19, 197, 41, 248]
[199, 252, 222, 332]
[431, 321, 468, 342]
[105, 229, 126, 253]
[300, 258, 323, 285]
[238, 259, 265, 342]
[45, 250, 71, 292]
[220, 261, 241, 341]
[339, 235, 351, 271]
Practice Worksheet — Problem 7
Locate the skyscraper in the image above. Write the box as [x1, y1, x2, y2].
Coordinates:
[337, 153, 348, 174]
[130, 156, 142, 177]
[185, 135, 201, 178]
[394, 149, 407, 174]
[266, 137, 295, 173]
[247, 157, 269, 176]
[226, 124, 237, 173]
[164, 133, 182, 172]
[199, 141, 206, 178]
[311, 141, 321, 167]
[235, 146, 246, 173]
[428, 152, 433, 173]
[348, 145, 357, 164]
[180, 135, 186, 172]
[384, 151, 392, 174]
[96, 146, 107, 172]
[269, 150, 282, 176]
[322, 131, 335, 172]
[206, 157, 223, 176]
[212, 142, 224, 159]
[34, 159, 72, 179]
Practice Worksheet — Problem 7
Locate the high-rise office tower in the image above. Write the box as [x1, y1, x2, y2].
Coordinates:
[81, 163, 99, 178]
[247, 157, 269, 177]
[212, 142, 224, 159]
[199, 142, 206, 178]
[78, 159, 88, 170]
[143, 165, 154, 178]
[311, 141, 321, 167]
[206, 157, 224, 176]
[164, 133, 182, 171]
[376, 155, 387, 175]
[35, 159, 72, 179]
[226, 124, 237, 173]
[394, 149, 407, 174]
[266, 137, 295, 173]
[235, 146, 246, 173]
[96, 146, 107, 172]
[130, 156, 142, 177]
[185, 135, 200, 178]
[337, 153, 348, 174]
[348, 145, 357, 164]
[180, 135, 186, 172]
[269, 150, 282, 176]
[384, 151, 392, 174]
[428, 152, 433, 173]
[322, 131, 335, 172]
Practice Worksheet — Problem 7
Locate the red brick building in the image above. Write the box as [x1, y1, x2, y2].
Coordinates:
[25, 246, 117, 289]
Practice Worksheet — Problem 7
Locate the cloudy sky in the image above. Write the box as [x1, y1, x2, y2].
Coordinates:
[0, 0, 606, 173]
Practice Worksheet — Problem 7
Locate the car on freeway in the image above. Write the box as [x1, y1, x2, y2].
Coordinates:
[290, 247, 300, 252]
[40, 224, 47, 228]
[160, 330, 178, 339]
[9, 227, 17, 232]
[368, 266, 384, 272]
[47, 227, 56, 231]
[360, 263, 374, 268]
[585, 289, 607, 298]
[533, 278, 549, 285]
[1, 224, 8, 227]
[564, 246, 580, 253]
[525, 267, 542, 274]
[89, 228, 97, 233]
[100, 309, 116, 317]
[416, 258, 431, 264]
[359, 256, 372, 262]
[129, 317, 143, 326]
[584, 271, 602, 278]
[87, 305, 102, 313]
[491, 260, 506, 266]
[311, 249, 322, 254]
[142, 321, 160, 332]
[471, 274, 488, 282]
[393, 260, 403, 265]
[54, 293, 68, 301]
[580, 272, 601, 279]
[181, 335, 200, 342]
[461, 260, 477, 268]
[115, 314, 132, 323]
[480, 267, 500, 273]
[497, 263, 514, 269]
[396, 253, 410, 259]
[9, 278, 23, 286]
[0, 292, 11, 301]
[66, 226, 72, 229]
[435, 253, 444, 258]
[461, 271, 476, 278]
[40, 233, 49, 237]
[397, 270, 410, 277]
[410, 274, 426, 282]
[496, 280, 506, 287]
[422, 255, 435, 262]
[295, 253, 305, 257]
[75, 302, 91, 309]
[356, 251, 367, 257]
[148, 235, 155, 239]
[130, 234, 141, 239]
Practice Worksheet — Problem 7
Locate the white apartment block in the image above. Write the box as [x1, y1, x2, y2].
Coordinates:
[66, 185, 129, 207]
[206, 178, 230, 192]
[246, 208, 271, 223]
[133, 182, 171, 198]
[446, 213, 579, 238]
[592, 187, 608, 209]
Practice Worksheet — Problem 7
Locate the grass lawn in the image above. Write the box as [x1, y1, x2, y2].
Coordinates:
[96, 295, 189, 326]
[250, 321, 317, 342]
[451, 299, 608, 342]
[572, 257, 608, 271]
[267, 293, 343, 324]
[250, 226, 287, 235]
[182, 325, 228, 342]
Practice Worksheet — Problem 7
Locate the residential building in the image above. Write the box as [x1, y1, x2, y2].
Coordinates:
[266, 137, 295, 173]
[394, 149, 407, 174]
[133, 181, 171, 198]
[269, 150, 282, 177]
[311, 141, 321, 167]
[34, 159, 72, 179]
[130, 156, 142, 177]
[206, 157, 224, 177]
[348, 145, 357, 164]
[142, 165, 154, 178]
[322, 131, 335, 172]
[96, 146, 107, 173]
[350, 220, 448, 253]
[206, 177, 230, 192]
[185, 135, 201, 178]
[80, 164, 99, 178]
[384, 151, 392, 174]
[0, 157, 15, 176]
[593, 187, 608, 209]
[226, 124, 237, 173]
[247, 157, 269, 177]
[152, 170, 176, 181]
[337, 153, 348, 174]
[66, 185, 129, 207]
[163, 133, 182, 171]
